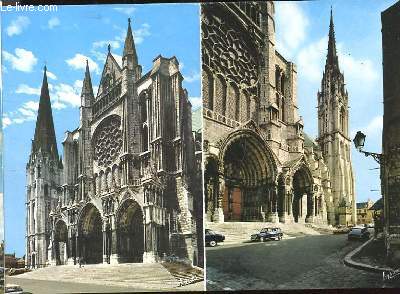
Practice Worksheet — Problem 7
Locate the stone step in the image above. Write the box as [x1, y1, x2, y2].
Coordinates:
[13, 263, 179, 289]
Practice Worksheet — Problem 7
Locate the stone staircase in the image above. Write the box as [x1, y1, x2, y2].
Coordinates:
[206, 221, 333, 244]
[12, 263, 180, 291]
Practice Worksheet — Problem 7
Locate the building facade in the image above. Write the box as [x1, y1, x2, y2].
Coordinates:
[381, 1, 400, 264]
[356, 199, 374, 225]
[26, 19, 202, 268]
[202, 2, 355, 226]
[316, 10, 356, 225]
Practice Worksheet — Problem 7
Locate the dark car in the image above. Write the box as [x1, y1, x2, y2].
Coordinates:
[348, 227, 370, 240]
[205, 229, 225, 247]
[251, 227, 283, 242]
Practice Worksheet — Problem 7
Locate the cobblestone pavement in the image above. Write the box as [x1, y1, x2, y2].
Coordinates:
[206, 234, 397, 291]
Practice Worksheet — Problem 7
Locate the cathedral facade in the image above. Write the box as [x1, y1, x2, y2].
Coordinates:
[202, 2, 355, 225]
[25, 19, 202, 268]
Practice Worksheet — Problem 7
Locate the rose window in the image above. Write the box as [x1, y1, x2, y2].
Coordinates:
[93, 115, 123, 167]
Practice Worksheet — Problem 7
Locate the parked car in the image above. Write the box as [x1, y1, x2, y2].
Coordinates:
[5, 284, 23, 294]
[251, 227, 283, 242]
[205, 229, 225, 247]
[348, 227, 370, 240]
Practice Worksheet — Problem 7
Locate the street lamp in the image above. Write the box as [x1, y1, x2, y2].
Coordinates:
[353, 131, 383, 164]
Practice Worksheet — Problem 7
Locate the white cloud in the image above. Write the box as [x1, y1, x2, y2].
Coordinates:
[336, 44, 378, 85]
[134, 23, 151, 45]
[3, 100, 39, 128]
[16, 84, 40, 95]
[114, 23, 151, 45]
[189, 96, 202, 109]
[114, 7, 136, 15]
[51, 82, 81, 108]
[46, 70, 57, 80]
[351, 115, 383, 140]
[66, 54, 99, 74]
[48, 17, 60, 29]
[92, 40, 120, 50]
[275, 2, 309, 58]
[297, 37, 327, 82]
[296, 37, 378, 86]
[184, 72, 200, 83]
[6, 16, 30, 36]
[2, 117, 12, 128]
[3, 48, 37, 72]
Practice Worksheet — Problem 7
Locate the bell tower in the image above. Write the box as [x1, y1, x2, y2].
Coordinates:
[316, 9, 356, 225]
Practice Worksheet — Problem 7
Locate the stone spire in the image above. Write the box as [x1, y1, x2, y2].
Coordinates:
[32, 66, 58, 159]
[326, 7, 339, 70]
[81, 59, 94, 105]
[123, 18, 138, 65]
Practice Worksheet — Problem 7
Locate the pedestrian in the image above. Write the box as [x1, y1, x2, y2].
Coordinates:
[78, 257, 82, 268]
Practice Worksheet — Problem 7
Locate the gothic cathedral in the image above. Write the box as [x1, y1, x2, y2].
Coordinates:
[25, 19, 202, 269]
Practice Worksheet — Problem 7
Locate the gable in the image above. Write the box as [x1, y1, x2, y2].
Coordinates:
[96, 53, 122, 98]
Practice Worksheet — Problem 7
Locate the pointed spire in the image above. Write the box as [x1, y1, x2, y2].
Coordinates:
[123, 17, 138, 64]
[81, 59, 94, 102]
[326, 7, 339, 69]
[33, 66, 58, 159]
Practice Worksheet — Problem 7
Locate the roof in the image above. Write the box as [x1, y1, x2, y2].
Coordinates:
[304, 133, 320, 150]
[192, 107, 202, 132]
[369, 198, 383, 211]
[32, 66, 59, 159]
[356, 202, 370, 209]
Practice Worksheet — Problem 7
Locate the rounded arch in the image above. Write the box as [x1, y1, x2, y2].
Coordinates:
[218, 129, 278, 221]
[116, 198, 144, 263]
[219, 129, 278, 185]
[78, 203, 103, 264]
[290, 159, 314, 223]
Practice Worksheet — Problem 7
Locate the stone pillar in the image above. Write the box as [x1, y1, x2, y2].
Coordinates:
[143, 221, 156, 263]
[102, 221, 108, 264]
[109, 216, 119, 264]
[268, 185, 279, 223]
[66, 227, 75, 265]
[306, 190, 314, 223]
[206, 180, 214, 222]
[212, 175, 225, 223]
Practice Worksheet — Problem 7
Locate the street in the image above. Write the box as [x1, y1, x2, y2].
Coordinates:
[206, 234, 398, 290]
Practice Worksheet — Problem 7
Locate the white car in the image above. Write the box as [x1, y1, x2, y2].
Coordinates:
[5, 284, 24, 294]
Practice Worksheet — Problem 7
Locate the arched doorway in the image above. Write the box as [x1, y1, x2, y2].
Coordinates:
[221, 130, 276, 221]
[54, 220, 68, 265]
[292, 166, 313, 223]
[79, 204, 103, 264]
[117, 199, 144, 263]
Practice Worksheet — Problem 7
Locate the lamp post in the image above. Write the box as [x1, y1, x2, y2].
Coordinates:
[353, 131, 384, 163]
[353, 131, 389, 260]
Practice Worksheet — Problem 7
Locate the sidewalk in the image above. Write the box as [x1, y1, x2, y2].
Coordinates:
[344, 237, 392, 273]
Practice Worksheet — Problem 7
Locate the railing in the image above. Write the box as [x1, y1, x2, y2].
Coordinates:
[203, 108, 241, 128]
[92, 81, 122, 118]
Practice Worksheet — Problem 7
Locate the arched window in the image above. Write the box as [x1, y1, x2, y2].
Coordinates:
[281, 97, 285, 122]
[275, 67, 280, 91]
[233, 84, 240, 121]
[208, 72, 214, 110]
[340, 107, 345, 133]
[246, 94, 251, 120]
[280, 74, 285, 94]
[216, 75, 227, 116]
[142, 125, 149, 152]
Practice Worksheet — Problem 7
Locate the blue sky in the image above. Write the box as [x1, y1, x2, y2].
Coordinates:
[2, 4, 200, 256]
[275, 0, 396, 205]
